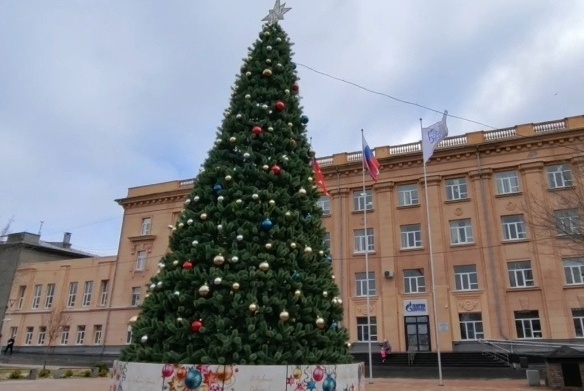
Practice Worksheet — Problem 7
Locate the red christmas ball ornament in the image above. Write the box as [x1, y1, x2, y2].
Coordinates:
[252, 126, 263, 135]
[162, 364, 175, 378]
[176, 367, 187, 380]
[312, 366, 324, 382]
[292, 82, 299, 93]
[275, 101, 286, 111]
[191, 320, 203, 333]
[271, 165, 282, 175]
[183, 261, 193, 270]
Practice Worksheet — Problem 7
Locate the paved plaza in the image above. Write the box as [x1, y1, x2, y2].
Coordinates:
[0, 376, 536, 390]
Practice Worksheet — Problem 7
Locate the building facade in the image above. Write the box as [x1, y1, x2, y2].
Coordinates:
[3, 114, 584, 357]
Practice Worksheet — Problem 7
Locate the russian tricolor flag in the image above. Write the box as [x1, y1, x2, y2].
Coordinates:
[362, 134, 380, 182]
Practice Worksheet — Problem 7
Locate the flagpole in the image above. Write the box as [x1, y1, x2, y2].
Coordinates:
[361, 129, 374, 381]
[420, 119, 444, 386]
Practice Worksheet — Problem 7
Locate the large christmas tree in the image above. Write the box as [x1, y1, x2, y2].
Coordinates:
[121, 3, 352, 366]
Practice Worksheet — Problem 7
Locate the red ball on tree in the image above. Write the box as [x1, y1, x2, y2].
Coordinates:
[252, 126, 263, 135]
[271, 165, 282, 175]
[191, 320, 203, 333]
[274, 101, 286, 111]
[292, 82, 299, 93]
[182, 261, 193, 270]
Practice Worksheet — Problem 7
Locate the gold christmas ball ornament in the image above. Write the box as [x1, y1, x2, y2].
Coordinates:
[262, 69, 272, 77]
[265, 243, 272, 250]
[294, 290, 301, 298]
[268, 126, 274, 132]
[290, 242, 297, 249]
[236, 199, 243, 204]
[332, 275, 336, 280]
[141, 335, 148, 343]
[293, 367, 302, 379]
[347, 342, 352, 348]
[187, 219, 193, 225]
[177, 317, 183, 322]
[316, 317, 326, 329]
[252, 193, 259, 200]
[199, 284, 210, 296]
[172, 260, 179, 266]
[285, 211, 292, 218]
[214, 277, 222, 285]
[174, 291, 180, 296]
[232, 282, 240, 290]
[245, 94, 251, 99]
[200, 213, 207, 220]
[332, 297, 339, 304]
[230, 136, 236, 142]
[192, 240, 198, 246]
[213, 254, 225, 265]
[150, 283, 156, 290]
[304, 246, 312, 253]
[194, 196, 200, 202]
[217, 196, 224, 202]
[263, 165, 269, 170]
[288, 122, 293, 128]
[269, 199, 275, 206]
[157, 281, 163, 288]
[319, 250, 324, 256]
[246, 71, 252, 77]
[249, 303, 258, 312]
[225, 175, 232, 181]
[184, 198, 191, 205]
[231, 256, 239, 263]
[280, 310, 290, 321]
[298, 188, 307, 196]
[265, 59, 272, 64]
[259, 261, 270, 271]
[323, 291, 328, 298]
[285, 89, 290, 95]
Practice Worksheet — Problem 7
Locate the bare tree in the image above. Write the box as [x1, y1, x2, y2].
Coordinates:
[41, 307, 71, 369]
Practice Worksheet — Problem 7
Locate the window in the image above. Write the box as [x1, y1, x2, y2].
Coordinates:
[398, 184, 419, 206]
[508, 261, 534, 288]
[126, 325, 133, 344]
[323, 232, 331, 250]
[9, 327, 17, 339]
[459, 313, 484, 340]
[354, 228, 374, 253]
[356, 317, 377, 342]
[445, 178, 468, 201]
[355, 272, 376, 297]
[450, 219, 474, 244]
[60, 326, 70, 345]
[514, 311, 542, 339]
[99, 280, 109, 306]
[555, 209, 581, 236]
[25, 327, 34, 345]
[502, 215, 527, 241]
[564, 259, 584, 285]
[131, 287, 141, 307]
[401, 224, 422, 249]
[31, 284, 42, 309]
[404, 269, 425, 293]
[495, 171, 520, 195]
[454, 265, 479, 291]
[317, 196, 331, 215]
[17, 285, 26, 309]
[45, 284, 55, 309]
[76, 325, 86, 345]
[93, 325, 103, 345]
[141, 217, 152, 235]
[353, 190, 373, 211]
[37, 326, 46, 345]
[82, 281, 93, 307]
[135, 250, 147, 271]
[547, 164, 572, 189]
[67, 282, 78, 307]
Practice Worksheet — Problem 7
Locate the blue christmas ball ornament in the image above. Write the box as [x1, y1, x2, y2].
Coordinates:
[213, 184, 223, 193]
[185, 368, 203, 389]
[326, 255, 333, 263]
[300, 115, 309, 124]
[322, 374, 336, 391]
[331, 321, 338, 330]
[261, 218, 273, 231]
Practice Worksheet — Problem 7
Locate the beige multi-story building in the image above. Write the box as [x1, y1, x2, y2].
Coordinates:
[3, 114, 584, 358]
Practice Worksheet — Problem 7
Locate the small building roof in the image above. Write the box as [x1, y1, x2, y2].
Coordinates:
[545, 345, 584, 360]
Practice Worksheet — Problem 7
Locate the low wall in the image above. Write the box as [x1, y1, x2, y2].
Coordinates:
[110, 360, 365, 391]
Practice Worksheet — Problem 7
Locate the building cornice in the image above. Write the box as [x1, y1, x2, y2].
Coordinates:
[116, 189, 192, 209]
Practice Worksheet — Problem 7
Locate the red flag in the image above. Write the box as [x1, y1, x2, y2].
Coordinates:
[312, 156, 330, 196]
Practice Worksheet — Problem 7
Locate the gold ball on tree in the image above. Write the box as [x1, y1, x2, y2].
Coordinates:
[249, 303, 258, 312]
[199, 284, 210, 296]
[316, 317, 326, 329]
[279, 310, 290, 321]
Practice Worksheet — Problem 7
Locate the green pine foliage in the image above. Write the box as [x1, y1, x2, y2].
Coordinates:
[121, 22, 352, 365]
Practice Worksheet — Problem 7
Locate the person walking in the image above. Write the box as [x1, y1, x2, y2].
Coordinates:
[3, 336, 15, 355]
[381, 339, 391, 363]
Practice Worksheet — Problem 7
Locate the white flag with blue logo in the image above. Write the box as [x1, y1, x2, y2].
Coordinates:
[422, 110, 448, 163]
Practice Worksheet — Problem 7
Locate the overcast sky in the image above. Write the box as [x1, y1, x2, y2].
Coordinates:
[1, 1, 583, 256]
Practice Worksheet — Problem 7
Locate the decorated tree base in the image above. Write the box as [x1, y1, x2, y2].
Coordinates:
[110, 360, 365, 391]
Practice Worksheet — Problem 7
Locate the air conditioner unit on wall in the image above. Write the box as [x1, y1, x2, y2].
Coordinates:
[384, 270, 394, 279]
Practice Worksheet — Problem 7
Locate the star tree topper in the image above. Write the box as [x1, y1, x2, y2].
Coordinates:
[262, 0, 291, 24]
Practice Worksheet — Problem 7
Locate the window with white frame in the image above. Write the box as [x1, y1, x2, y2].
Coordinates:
[445, 178, 468, 201]
[60, 326, 70, 345]
[546, 164, 573, 189]
[17, 285, 26, 309]
[31, 284, 42, 309]
[355, 272, 376, 297]
[25, 327, 34, 345]
[459, 313, 484, 340]
[82, 281, 93, 307]
[317, 196, 331, 215]
[76, 325, 86, 345]
[555, 209, 581, 236]
[131, 287, 141, 307]
[356, 316, 378, 342]
[67, 282, 78, 307]
[37, 326, 46, 345]
[353, 190, 373, 211]
[502, 215, 527, 241]
[564, 259, 584, 285]
[495, 171, 520, 195]
[135, 250, 147, 271]
[450, 219, 474, 244]
[141, 217, 152, 235]
[401, 224, 422, 249]
[354, 228, 374, 253]
[93, 325, 103, 345]
[126, 325, 133, 344]
[514, 311, 542, 339]
[99, 280, 109, 306]
[573, 309, 584, 338]
[454, 265, 479, 291]
[45, 283, 55, 309]
[398, 184, 419, 206]
[323, 232, 331, 250]
[403, 269, 425, 293]
[508, 261, 534, 288]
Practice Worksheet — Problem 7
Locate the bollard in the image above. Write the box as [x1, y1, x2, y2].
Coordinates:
[27, 368, 39, 380]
